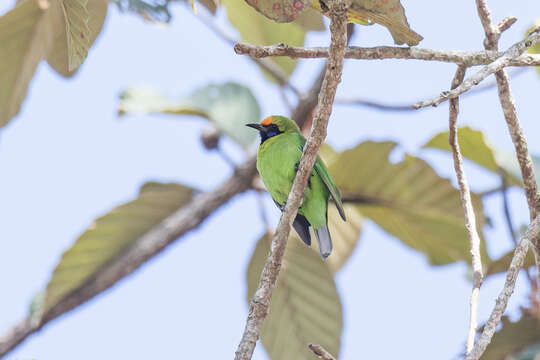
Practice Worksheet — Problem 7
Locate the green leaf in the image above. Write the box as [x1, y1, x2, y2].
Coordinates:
[118, 82, 261, 148]
[223, 0, 305, 81]
[46, 0, 108, 76]
[0, 0, 55, 128]
[423, 127, 539, 187]
[247, 234, 342, 360]
[526, 22, 540, 75]
[330, 141, 488, 266]
[481, 312, 540, 360]
[42, 182, 194, 313]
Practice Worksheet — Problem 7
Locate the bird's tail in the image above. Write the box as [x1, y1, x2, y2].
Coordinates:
[315, 225, 332, 259]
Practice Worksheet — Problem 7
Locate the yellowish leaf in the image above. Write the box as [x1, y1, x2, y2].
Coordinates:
[330, 141, 488, 266]
[42, 182, 194, 313]
[481, 311, 540, 360]
[423, 127, 539, 187]
[46, 0, 108, 76]
[347, 0, 422, 46]
[247, 234, 342, 360]
[0, 0, 55, 128]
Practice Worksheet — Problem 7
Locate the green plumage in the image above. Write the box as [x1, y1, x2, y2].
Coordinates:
[247, 115, 346, 258]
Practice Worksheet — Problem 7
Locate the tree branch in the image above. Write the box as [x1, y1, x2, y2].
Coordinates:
[476, 0, 540, 272]
[465, 216, 540, 360]
[234, 43, 540, 67]
[462, 3, 540, 358]
[308, 343, 337, 360]
[233, 1, 349, 359]
[447, 65, 484, 354]
[0, 158, 258, 357]
[334, 67, 529, 113]
[413, 28, 540, 109]
[500, 171, 535, 284]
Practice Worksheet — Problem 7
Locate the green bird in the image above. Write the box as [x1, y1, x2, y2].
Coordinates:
[246, 115, 347, 259]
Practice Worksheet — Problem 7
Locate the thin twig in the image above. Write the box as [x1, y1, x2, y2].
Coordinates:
[334, 67, 529, 112]
[463, 3, 540, 358]
[0, 158, 258, 357]
[234, 1, 349, 359]
[234, 43, 540, 67]
[498, 169, 536, 284]
[500, 171, 519, 247]
[413, 28, 540, 109]
[308, 343, 337, 360]
[447, 65, 484, 354]
[492, 72, 540, 221]
[476, 0, 540, 286]
[495, 17, 517, 36]
[336, 97, 413, 111]
[464, 216, 540, 360]
[479, 186, 505, 197]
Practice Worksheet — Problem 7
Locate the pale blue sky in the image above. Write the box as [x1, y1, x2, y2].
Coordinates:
[1, 1, 540, 359]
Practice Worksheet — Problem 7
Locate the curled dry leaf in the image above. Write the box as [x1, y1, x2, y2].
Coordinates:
[346, 0, 423, 46]
[244, 0, 422, 46]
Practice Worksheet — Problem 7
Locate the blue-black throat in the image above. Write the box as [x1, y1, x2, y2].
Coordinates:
[259, 124, 283, 144]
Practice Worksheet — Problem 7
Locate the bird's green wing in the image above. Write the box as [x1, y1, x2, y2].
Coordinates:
[314, 157, 347, 221]
[297, 140, 347, 221]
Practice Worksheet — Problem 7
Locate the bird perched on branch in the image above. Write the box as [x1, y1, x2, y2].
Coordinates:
[246, 115, 346, 259]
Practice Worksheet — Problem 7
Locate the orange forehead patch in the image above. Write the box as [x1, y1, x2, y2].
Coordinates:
[261, 116, 273, 125]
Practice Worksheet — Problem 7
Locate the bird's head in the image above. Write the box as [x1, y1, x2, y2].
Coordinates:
[246, 115, 300, 144]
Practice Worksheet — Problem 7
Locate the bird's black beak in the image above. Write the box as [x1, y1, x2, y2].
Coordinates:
[246, 123, 264, 132]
